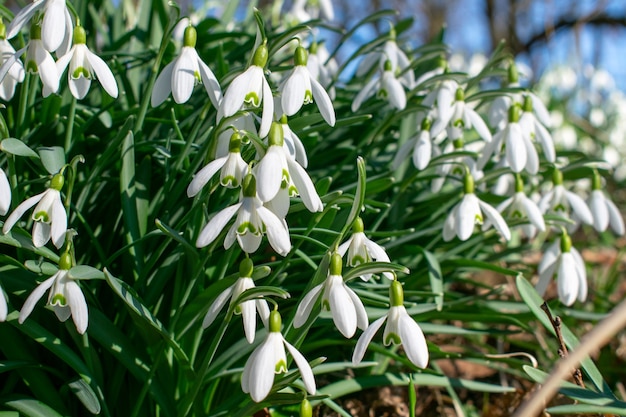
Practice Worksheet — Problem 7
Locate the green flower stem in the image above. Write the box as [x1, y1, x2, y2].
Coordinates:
[15, 72, 31, 139]
[129, 342, 166, 417]
[64, 97, 78, 153]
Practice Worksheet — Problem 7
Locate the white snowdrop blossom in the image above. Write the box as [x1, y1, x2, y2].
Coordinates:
[587, 172, 625, 235]
[353, 280, 428, 369]
[280, 116, 308, 168]
[306, 42, 337, 100]
[294, 252, 368, 338]
[535, 234, 587, 306]
[491, 174, 545, 236]
[356, 37, 414, 90]
[241, 310, 316, 402]
[287, 0, 334, 22]
[195, 173, 291, 256]
[443, 173, 511, 242]
[55, 26, 119, 99]
[220, 42, 273, 138]
[3, 173, 67, 249]
[538, 169, 593, 227]
[337, 217, 393, 281]
[0, 24, 60, 96]
[255, 123, 323, 213]
[215, 113, 257, 158]
[431, 87, 492, 143]
[19, 252, 88, 334]
[280, 45, 335, 126]
[352, 59, 407, 111]
[0, 23, 25, 101]
[478, 105, 537, 174]
[392, 117, 434, 170]
[202, 259, 270, 343]
[0, 168, 11, 216]
[187, 132, 248, 196]
[151, 26, 221, 107]
[518, 95, 555, 162]
[7, 0, 73, 54]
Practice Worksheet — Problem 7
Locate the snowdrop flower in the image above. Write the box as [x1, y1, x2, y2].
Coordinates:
[280, 115, 308, 168]
[280, 45, 335, 126]
[307, 42, 337, 100]
[255, 123, 322, 213]
[337, 217, 393, 281]
[491, 174, 545, 236]
[241, 309, 316, 402]
[7, 0, 73, 54]
[352, 60, 407, 111]
[55, 26, 118, 99]
[220, 42, 273, 138]
[151, 25, 221, 107]
[353, 280, 428, 368]
[356, 36, 414, 90]
[518, 95, 555, 163]
[3, 172, 67, 249]
[287, 0, 334, 22]
[0, 168, 11, 216]
[202, 258, 270, 343]
[0, 24, 59, 96]
[0, 22, 25, 101]
[538, 168, 593, 227]
[0, 283, 7, 321]
[19, 252, 88, 334]
[187, 132, 248, 196]
[294, 252, 368, 338]
[535, 234, 587, 306]
[431, 87, 491, 143]
[392, 117, 434, 170]
[443, 173, 511, 242]
[195, 173, 291, 256]
[215, 113, 257, 158]
[587, 172, 625, 235]
[478, 105, 537, 174]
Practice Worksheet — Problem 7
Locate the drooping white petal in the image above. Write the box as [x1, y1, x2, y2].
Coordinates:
[534, 121, 555, 162]
[346, 286, 368, 330]
[538, 240, 560, 274]
[242, 335, 276, 402]
[505, 123, 526, 173]
[187, 157, 228, 197]
[564, 190, 593, 225]
[351, 77, 378, 112]
[294, 283, 324, 328]
[282, 66, 307, 116]
[256, 146, 283, 203]
[284, 339, 316, 395]
[32, 221, 51, 247]
[521, 134, 539, 175]
[33, 41, 59, 95]
[3, 192, 45, 234]
[467, 109, 492, 142]
[6, 1, 43, 39]
[0, 169, 11, 216]
[0, 285, 7, 322]
[536, 261, 557, 297]
[606, 197, 625, 235]
[240, 299, 257, 343]
[197, 54, 222, 107]
[202, 285, 234, 329]
[521, 196, 546, 231]
[66, 280, 88, 334]
[478, 199, 511, 240]
[196, 203, 242, 248]
[382, 72, 406, 110]
[86, 49, 118, 98]
[557, 253, 579, 306]
[222, 66, 256, 117]
[457, 194, 480, 241]
[287, 158, 323, 212]
[258, 76, 274, 138]
[310, 76, 336, 126]
[399, 311, 429, 368]
[257, 206, 291, 256]
[19, 275, 57, 324]
[42, 0, 68, 53]
[352, 315, 387, 365]
[69, 76, 91, 100]
[151, 61, 175, 107]
[529, 93, 552, 128]
[391, 137, 415, 170]
[171, 47, 197, 104]
[589, 190, 609, 232]
[327, 275, 357, 338]
[50, 192, 67, 249]
[442, 205, 458, 242]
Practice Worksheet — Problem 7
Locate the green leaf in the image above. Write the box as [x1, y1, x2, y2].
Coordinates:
[24, 260, 58, 275]
[546, 403, 626, 414]
[419, 248, 444, 311]
[37, 146, 66, 175]
[2, 397, 63, 417]
[120, 130, 144, 274]
[68, 379, 101, 415]
[0, 138, 39, 158]
[230, 286, 290, 312]
[68, 265, 104, 280]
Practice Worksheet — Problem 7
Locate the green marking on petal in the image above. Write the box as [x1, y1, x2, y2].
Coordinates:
[51, 294, 67, 306]
[512, 209, 523, 218]
[244, 92, 260, 107]
[453, 118, 464, 128]
[321, 299, 330, 311]
[304, 90, 313, 105]
[237, 221, 257, 234]
[474, 213, 483, 224]
[275, 359, 287, 373]
[220, 176, 237, 187]
[72, 66, 90, 79]
[33, 210, 50, 223]
[26, 60, 38, 73]
[384, 332, 401, 345]
[351, 255, 366, 265]
[288, 184, 298, 196]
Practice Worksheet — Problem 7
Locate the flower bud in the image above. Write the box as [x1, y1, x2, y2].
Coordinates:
[59, 252, 72, 270]
[329, 252, 342, 276]
[552, 168, 563, 186]
[239, 258, 254, 278]
[352, 217, 364, 234]
[508, 105, 520, 123]
[252, 43, 269, 68]
[389, 280, 404, 307]
[73, 25, 87, 45]
[183, 26, 197, 48]
[560, 232, 572, 253]
[242, 174, 257, 198]
[300, 399, 312, 417]
[268, 122, 284, 147]
[269, 310, 282, 333]
[50, 174, 65, 191]
[294, 46, 308, 66]
[228, 132, 242, 153]
[463, 173, 475, 194]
